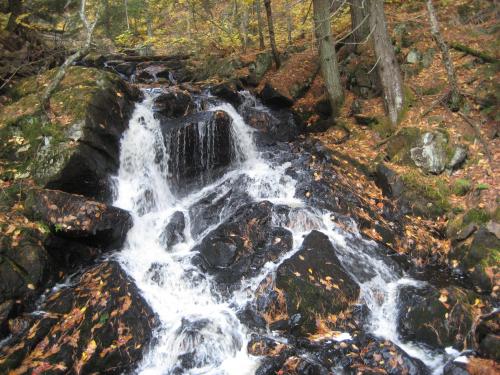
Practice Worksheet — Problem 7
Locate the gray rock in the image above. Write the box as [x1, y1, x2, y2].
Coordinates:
[410, 132, 448, 174]
[406, 50, 421, 64]
[448, 145, 468, 171]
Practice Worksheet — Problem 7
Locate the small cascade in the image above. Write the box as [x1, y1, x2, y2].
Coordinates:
[114, 89, 461, 374]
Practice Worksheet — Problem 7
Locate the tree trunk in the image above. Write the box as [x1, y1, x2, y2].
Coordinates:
[369, 0, 404, 127]
[313, 0, 344, 116]
[240, 4, 250, 52]
[426, 0, 461, 110]
[350, 0, 370, 45]
[124, 0, 130, 31]
[286, 0, 293, 44]
[255, 0, 265, 49]
[264, 0, 280, 69]
[6, 0, 22, 32]
[102, 0, 112, 38]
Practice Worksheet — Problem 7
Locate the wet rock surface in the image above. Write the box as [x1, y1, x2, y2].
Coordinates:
[192, 201, 293, 287]
[160, 211, 185, 250]
[0, 261, 158, 374]
[398, 285, 474, 350]
[160, 110, 236, 192]
[25, 188, 133, 251]
[152, 88, 193, 117]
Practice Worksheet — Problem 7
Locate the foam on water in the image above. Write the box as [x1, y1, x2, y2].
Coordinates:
[114, 90, 455, 374]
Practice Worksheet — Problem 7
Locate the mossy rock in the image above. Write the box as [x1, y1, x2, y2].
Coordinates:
[385, 127, 422, 164]
[0, 66, 139, 202]
[398, 285, 475, 350]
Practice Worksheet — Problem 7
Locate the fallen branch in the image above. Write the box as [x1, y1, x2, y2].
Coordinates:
[450, 42, 498, 64]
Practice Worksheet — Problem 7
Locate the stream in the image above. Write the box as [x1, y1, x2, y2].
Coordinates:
[112, 89, 458, 374]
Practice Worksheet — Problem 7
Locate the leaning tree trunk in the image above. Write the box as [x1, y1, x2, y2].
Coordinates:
[369, 0, 404, 127]
[286, 0, 293, 44]
[255, 0, 265, 49]
[6, 0, 22, 32]
[41, 0, 99, 113]
[426, 0, 461, 110]
[264, 0, 280, 69]
[350, 0, 370, 45]
[313, 0, 344, 116]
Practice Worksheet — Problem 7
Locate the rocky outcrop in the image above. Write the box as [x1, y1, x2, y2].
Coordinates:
[398, 285, 474, 350]
[192, 201, 292, 287]
[272, 230, 359, 335]
[0, 261, 158, 374]
[153, 88, 193, 117]
[1, 66, 140, 202]
[160, 211, 186, 250]
[25, 188, 133, 251]
[160, 110, 236, 192]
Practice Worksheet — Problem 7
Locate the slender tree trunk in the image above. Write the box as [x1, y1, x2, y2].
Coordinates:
[264, 0, 280, 69]
[426, 0, 461, 110]
[240, 5, 250, 52]
[124, 0, 130, 31]
[102, 0, 112, 38]
[255, 0, 265, 49]
[350, 0, 370, 45]
[369, 0, 404, 126]
[313, 0, 344, 116]
[286, 0, 293, 44]
[6, 0, 22, 32]
[42, 0, 99, 113]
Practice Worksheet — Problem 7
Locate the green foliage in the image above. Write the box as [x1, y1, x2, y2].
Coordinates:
[452, 179, 472, 196]
[463, 208, 491, 226]
[475, 183, 490, 191]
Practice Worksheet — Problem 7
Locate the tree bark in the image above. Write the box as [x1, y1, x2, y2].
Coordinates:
[426, 0, 461, 110]
[313, 0, 344, 116]
[369, 0, 404, 126]
[286, 0, 293, 44]
[350, 0, 370, 45]
[264, 0, 280, 69]
[255, 0, 265, 49]
[124, 0, 130, 31]
[6, 0, 22, 32]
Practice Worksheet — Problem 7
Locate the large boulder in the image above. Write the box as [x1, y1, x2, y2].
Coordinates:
[152, 88, 193, 117]
[25, 188, 133, 251]
[160, 211, 186, 250]
[410, 132, 449, 174]
[160, 110, 236, 193]
[271, 230, 359, 335]
[192, 201, 293, 287]
[0, 261, 158, 374]
[0, 67, 140, 202]
[397, 285, 474, 350]
[0, 229, 51, 337]
[474, 311, 500, 361]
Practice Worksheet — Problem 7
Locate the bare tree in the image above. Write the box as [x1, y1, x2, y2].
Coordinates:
[426, 0, 461, 110]
[264, 0, 280, 69]
[41, 0, 100, 112]
[368, 0, 404, 127]
[255, 0, 265, 49]
[313, 0, 344, 116]
[286, 0, 293, 44]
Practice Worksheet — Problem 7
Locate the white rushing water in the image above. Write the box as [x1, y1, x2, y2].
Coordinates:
[113, 90, 452, 374]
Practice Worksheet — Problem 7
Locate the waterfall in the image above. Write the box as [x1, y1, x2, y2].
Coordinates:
[113, 89, 456, 374]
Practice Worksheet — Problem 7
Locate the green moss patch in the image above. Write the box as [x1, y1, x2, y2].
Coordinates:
[452, 178, 472, 196]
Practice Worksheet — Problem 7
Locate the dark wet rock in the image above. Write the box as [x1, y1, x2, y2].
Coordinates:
[160, 211, 185, 250]
[25, 188, 133, 250]
[443, 359, 470, 375]
[385, 127, 422, 164]
[44, 235, 101, 271]
[192, 201, 293, 287]
[259, 83, 294, 107]
[0, 261, 158, 374]
[398, 285, 474, 350]
[273, 356, 330, 375]
[188, 183, 252, 239]
[449, 225, 500, 293]
[237, 304, 267, 330]
[114, 61, 137, 77]
[316, 334, 429, 375]
[153, 88, 193, 117]
[274, 230, 359, 335]
[0, 300, 14, 337]
[375, 163, 404, 198]
[135, 60, 192, 83]
[0, 230, 51, 312]
[354, 114, 378, 126]
[474, 310, 500, 361]
[210, 82, 242, 107]
[410, 132, 448, 174]
[160, 110, 236, 193]
[241, 106, 303, 143]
